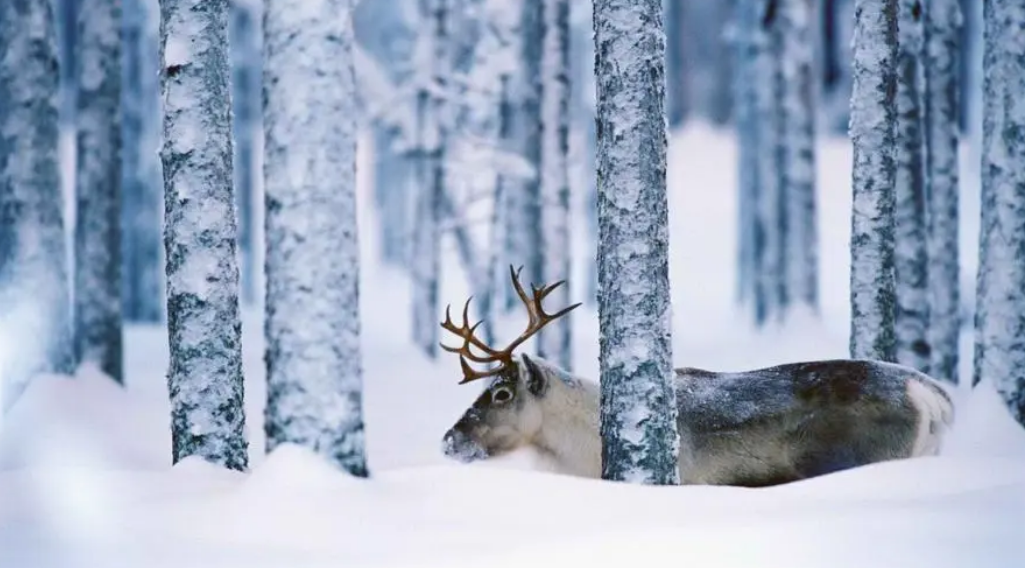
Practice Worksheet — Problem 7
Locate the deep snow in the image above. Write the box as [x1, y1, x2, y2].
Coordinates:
[1, 124, 1023, 567]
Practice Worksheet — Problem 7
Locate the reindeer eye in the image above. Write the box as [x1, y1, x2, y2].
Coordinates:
[492, 387, 514, 404]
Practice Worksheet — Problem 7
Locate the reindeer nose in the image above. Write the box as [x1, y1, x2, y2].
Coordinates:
[441, 427, 487, 462]
[441, 428, 466, 456]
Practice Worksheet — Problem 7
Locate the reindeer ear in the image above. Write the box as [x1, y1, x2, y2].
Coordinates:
[521, 354, 548, 396]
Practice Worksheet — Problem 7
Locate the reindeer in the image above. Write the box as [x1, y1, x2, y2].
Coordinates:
[439, 267, 956, 486]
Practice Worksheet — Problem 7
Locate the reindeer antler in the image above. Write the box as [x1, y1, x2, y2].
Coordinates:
[439, 265, 582, 384]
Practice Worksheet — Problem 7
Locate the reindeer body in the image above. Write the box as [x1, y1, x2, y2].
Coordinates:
[439, 267, 954, 486]
[443, 355, 955, 486]
[672, 360, 952, 485]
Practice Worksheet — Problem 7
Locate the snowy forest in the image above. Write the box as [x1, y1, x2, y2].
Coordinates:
[1, 0, 1024, 566]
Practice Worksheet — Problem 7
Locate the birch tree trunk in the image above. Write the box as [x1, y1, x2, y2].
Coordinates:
[74, 0, 123, 384]
[410, 0, 446, 358]
[755, 0, 783, 325]
[536, 0, 573, 371]
[893, 0, 929, 372]
[707, 0, 735, 126]
[825, 0, 856, 134]
[972, 0, 1025, 426]
[960, 0, 980, 138]
[122, 0, 165, 323]
[924, 0, 961, 384]
[664, 0, 689, 128]
[159, 0, 247, 471]
[849, 0, 898, 362]
[735, 0, 785, 325]
[776, 0, 818, 314]
[263, 0, 367, 476]
[229, 1, 259, 306]
[54, 0, 79, 126]
[0, 0, 74, 407]
[505, 0, 544, 314]
[594, 0, 680, 485]
[734, 0, 761, 307]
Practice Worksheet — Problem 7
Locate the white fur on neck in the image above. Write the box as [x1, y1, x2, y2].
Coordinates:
[529, 367, 602, 478]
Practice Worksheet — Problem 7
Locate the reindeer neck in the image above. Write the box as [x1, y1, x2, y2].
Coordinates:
[532, 376, 602, 478]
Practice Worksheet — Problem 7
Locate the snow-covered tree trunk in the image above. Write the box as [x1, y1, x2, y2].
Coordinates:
[0, 0, 75, 406]
[960, 0, 980, 138]
[159, 0, 248, 471]
[733, 0, 761, 307]
[229, 0, 259, 306]
[664, 0, 689, 128]
[410, 0, 446, 358]
[822, 0, 844, 90]
[122, 0, 165, 323]
[74, 0, 123, 384]
[263, 0, 367, 476]
[893, 0, 929, 372]
[594, 0, 680, 485]
[924, 0, 961, 384]
[824, 0, 856, 134]
[775, 0, 818, 314]
[849, 0, 898, 362]
[755, 0, 784, 325]
[535, 0, 573, 371]
[972, 0, 1025, 425]
[706, 0, 735, 126]
[505, 0, 544, 313]
[54, 0, 79, 125]
[734, 0, 786, 325]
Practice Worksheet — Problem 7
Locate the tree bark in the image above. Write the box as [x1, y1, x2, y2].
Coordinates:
[409, 0, 447, 358]
[924, 0, 961, 384]
[0, 0, 74, 408]
[121, 0, 165, 323]
[664, 0, 689, 128]
[972, 0, 1025, 427]
[504, 0, 544, 313]
[775, 0, 819, 314]
[594, 0, 680, 485]
[734, 0, 762, 308]
[893, 0, 929, 372]
[159, 0, 247, 471]
[263, 0, 368, 475]
[74, 0, 123, 383]
[536, 0, 573, 371]
[755, 0, 784, 325]
[848, 0, 898, 362]
[229, 1, 259, 306]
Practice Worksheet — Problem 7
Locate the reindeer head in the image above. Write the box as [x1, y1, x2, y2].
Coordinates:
[439, 266, 581, 463]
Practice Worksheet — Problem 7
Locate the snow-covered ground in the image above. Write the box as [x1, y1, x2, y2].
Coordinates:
[2, 124, 1024, 567]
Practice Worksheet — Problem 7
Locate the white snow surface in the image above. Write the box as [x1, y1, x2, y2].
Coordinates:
[1, 125, 1023, 567]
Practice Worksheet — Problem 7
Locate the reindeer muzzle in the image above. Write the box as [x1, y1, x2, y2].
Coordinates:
[441, 426, 488, 463]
